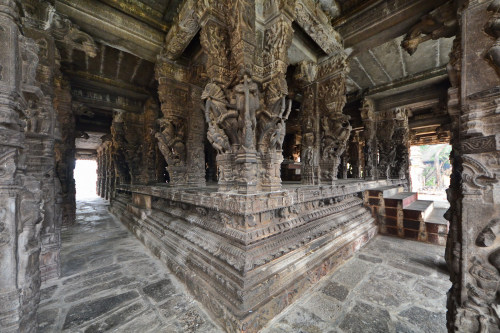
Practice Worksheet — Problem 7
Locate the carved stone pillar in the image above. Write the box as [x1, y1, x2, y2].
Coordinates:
[0, 1, 44, 331]
[258, 10, 294, 192]
[199, 3, 295, 193]
[347, 131, 362, 178]
[102, 137, 113, 200]
[155, 60, 198, 186]
[295, 61, 319, 185]
[361, 98, 376, 180]
[54, 75, 76, 227]
[317, 55, 351, 184]
[392, 107, 410, 181]
[376, 110, 397, 179]
[141, 98, 159, 184]
[445, 1, 500, 331]
[186, 87, 206, 187]
[122, 112, 144, 185]
[111, 110, 130, 186]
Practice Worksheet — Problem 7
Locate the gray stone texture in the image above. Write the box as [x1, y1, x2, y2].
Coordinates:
[38, 198, 450, 333]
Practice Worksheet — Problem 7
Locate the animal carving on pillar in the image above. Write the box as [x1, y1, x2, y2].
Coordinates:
[257, 76, 292, 152]
[320, 114, 352, 180]
[202, 83, 238, 151]
[486, 0, 500, 76]
[156, 117, 187, 167]
[401, 0, 457, 55]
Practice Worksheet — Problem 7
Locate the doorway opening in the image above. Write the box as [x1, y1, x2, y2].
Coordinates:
[75, 159, 98, 200]
[410, 144, 451, 206]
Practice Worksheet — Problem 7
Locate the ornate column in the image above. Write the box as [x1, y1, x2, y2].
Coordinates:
[317, 55, 351, 183]
[392, 107, 410, 181]
[53, 74, 76, 226]
[445, 1, 500, 331]
[376, 110, 397, 179]
[102, 137, 113, 200]
[122, 112, 144, 185]
[258, 8, 294, 191]
[141, 97, 160, 184]
[361, 98, 376, 180]
[347, 131, 362, 178]
[295, 61, 319, 185]
[199, 1, 295, 193]
[110, 110, 130, 186]
[0, 1, 45, 331]
[155, 60, 204, 186]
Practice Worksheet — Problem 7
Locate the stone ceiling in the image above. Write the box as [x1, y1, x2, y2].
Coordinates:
[346, 36, 454, 94]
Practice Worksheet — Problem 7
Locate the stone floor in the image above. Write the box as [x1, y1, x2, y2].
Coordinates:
[38, 197, 451, 333]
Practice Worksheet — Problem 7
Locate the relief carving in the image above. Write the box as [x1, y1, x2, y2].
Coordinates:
[156, 117, 187, 167]
[401, 0, 457, 55]
[486, 0, 500, 76]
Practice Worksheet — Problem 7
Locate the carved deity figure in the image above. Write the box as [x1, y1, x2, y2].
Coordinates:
[321, 116, 352, 161]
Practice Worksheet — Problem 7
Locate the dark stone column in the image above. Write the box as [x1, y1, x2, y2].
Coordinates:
[361, 98, 376, 180]
[446, 1, 500, 331]
[0, 1, 45, 330]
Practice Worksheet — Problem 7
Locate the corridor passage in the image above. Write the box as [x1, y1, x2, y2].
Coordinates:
[38, 198, 450, 333]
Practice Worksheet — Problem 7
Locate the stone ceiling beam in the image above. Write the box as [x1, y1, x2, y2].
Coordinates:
[97, 0, 169, 32]
[336, 0, 449, 56]
[55, 0, 165, 62]
[66, 70, 151, 98]
[349, 66, 448, 101]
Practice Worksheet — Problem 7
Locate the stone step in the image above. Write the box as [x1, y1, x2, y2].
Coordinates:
[404, 200, 434, 221]
[425, 207, 448, 225]
[366, 186, 403, 198]
[424, 207, 449, 244]
[385, 192, 418, 209]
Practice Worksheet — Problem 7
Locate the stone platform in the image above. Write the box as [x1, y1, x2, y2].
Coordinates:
[38, 198, 449, 332]
[111, 179, 405, 332]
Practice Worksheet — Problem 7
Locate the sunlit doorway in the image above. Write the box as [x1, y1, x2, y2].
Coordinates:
[410, 144, 451, 205]
[75, 159, 98, 200]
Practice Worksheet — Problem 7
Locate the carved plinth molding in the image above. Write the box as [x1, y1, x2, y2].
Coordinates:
[111, 179, 405, 332]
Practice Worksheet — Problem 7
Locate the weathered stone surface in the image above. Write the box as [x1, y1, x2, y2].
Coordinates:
[358, 254, 383, 263]
[339, 302, 391, 333]
[63, 291, 139, 329]
[142, 279, 176, 303]
[321, 281, 349, 301]
[83, 302, 145, 333]
[399, 306, 447, 333]
[37, 308, 59, 333]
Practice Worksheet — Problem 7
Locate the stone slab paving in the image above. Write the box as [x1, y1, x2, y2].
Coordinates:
[39, 197, 450, 333]
[260, 234, 451, 333]
[38, 198, 221, 333]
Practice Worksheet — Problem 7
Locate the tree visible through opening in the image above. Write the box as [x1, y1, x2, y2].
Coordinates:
[410, 144, 451, 202]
